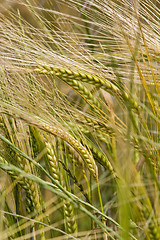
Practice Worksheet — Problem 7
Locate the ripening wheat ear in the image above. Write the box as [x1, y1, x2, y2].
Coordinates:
[0, 115, 46, 239]
[0, 116, 42, 215]
[34, 65, 139, 111]
[0, 104, 98, 179]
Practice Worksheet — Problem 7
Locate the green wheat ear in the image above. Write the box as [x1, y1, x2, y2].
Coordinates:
[64, 200, 77, 234]
[2, 108, 98, 179]
[34, 65, 139, 110]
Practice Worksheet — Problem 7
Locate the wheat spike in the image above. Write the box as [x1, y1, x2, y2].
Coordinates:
[1, 108, 98, 180]
[34, 66, 138, 110]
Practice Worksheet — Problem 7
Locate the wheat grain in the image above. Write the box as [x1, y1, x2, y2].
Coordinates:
[64, 200, 77, 234]
[45, 141, 60, 183]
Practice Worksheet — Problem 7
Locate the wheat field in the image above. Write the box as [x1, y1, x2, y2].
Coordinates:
[0, 0, 160, 239]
